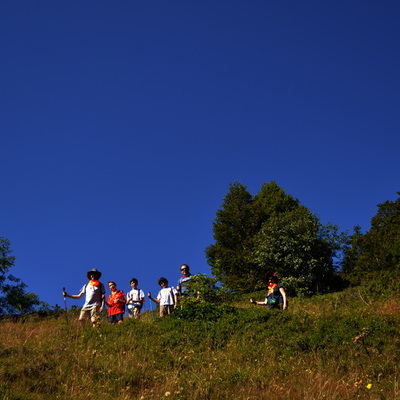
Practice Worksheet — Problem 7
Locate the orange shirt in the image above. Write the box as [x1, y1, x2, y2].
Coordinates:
[106, 290, 125, 315]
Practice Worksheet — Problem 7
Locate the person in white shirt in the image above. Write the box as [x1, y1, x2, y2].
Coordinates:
[147, 277, 178, 317]
[126, 278, 145, 319]
[63, 268, 105, 327]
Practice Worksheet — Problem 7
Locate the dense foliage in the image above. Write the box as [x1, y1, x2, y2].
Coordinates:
[178, 274, 222, 305]
[0, 236, 41, 315]
[341, 192, 400, 285]
[206, 182, 345, 295]
[206, 182, 257, 291]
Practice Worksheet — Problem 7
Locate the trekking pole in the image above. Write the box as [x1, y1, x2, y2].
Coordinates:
[149, 300, 155, 321]
[147, 292, 155, 321]
[62, 287, 69, 324]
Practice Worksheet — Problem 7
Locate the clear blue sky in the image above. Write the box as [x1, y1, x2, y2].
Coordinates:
[1, 0, 399, 309]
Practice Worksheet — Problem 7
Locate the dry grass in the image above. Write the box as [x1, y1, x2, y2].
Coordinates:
[0, 293, 399, 400]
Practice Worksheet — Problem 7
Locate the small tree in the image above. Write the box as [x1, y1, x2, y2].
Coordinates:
[174, 274, 236, 320]
[179, 274, 222, 306]
[0, 236, 41, 315]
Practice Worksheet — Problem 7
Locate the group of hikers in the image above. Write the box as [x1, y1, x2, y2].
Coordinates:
[62, 264, 287, 327]
[62, 264, 194, 326]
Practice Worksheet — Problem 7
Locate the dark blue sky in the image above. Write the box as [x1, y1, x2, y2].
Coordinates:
[2, 1, 399, 309]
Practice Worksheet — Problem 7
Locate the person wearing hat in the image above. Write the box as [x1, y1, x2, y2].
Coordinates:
[63, 269, 106, 327]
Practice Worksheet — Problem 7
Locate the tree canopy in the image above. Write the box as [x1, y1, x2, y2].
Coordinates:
[205, 182, 257, 291]
[341, 193, 400, 285]
[0, 236, 41, 315]
[206, 182, 344, 294]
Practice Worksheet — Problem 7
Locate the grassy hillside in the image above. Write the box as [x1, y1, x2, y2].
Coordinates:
[1, 288, 399, 400]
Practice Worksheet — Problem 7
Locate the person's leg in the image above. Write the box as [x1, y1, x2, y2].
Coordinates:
[90, 306, 102, 327]
[127, 305, 134, 318]
[79, 309, 90, 326]
[116, 313, 124, 324]
[160, 305, 166, 317]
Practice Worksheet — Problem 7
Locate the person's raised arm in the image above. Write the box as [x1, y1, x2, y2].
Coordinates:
[250, 298, 266, 306]
[62, 289, 84, 300]
[147, 292, 160, 304]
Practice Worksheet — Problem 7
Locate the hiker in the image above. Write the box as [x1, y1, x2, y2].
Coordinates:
[176, 264, 192, 296]
[250, 272, 288, 310]
[105, 281, 126, 324]
[126, 278, 145, 319]
[63, 268, 106, 327]
[147, 277, 178, 317]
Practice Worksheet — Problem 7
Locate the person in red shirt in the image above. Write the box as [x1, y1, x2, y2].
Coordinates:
[105, 281, 126, 324]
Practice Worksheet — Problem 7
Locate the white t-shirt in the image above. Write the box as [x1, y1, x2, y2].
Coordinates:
[79, 281, 105, 309]
[157, 287, 177, 306]
[127, 288, 145, 303]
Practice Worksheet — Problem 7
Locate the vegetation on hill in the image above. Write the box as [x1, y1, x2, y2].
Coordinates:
[207, 183, 400, 297]
[341, 192, 400, 285]
[0, 281, 399, 400]
[206, 182, 347, 295]
[1, 185, 399, 398]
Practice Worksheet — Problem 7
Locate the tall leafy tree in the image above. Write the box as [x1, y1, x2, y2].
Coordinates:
[342, 193, 400, 284]
[340, 226, 364, 283]
[206, 182, 257, 290]
[207, 181, 328, 291]
[252, 207, 343, 295]
[207, 181, 345, 293]
[252, 181, 300, 224]
[0, 236, 41, 314]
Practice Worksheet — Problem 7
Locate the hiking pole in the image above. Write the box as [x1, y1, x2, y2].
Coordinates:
[62, 287, 69, 324]
[147, 292, 155, 321]
[149, 299, 155, 321]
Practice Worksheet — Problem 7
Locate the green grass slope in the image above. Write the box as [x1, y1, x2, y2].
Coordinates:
[0, 289, 399, 400]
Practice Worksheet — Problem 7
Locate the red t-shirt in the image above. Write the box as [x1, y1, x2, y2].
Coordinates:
[106, 290, 125, 316]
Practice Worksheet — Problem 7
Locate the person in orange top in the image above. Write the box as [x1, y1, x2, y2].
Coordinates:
[250, 272, 288, 310]
[105, 281, 126, 324]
